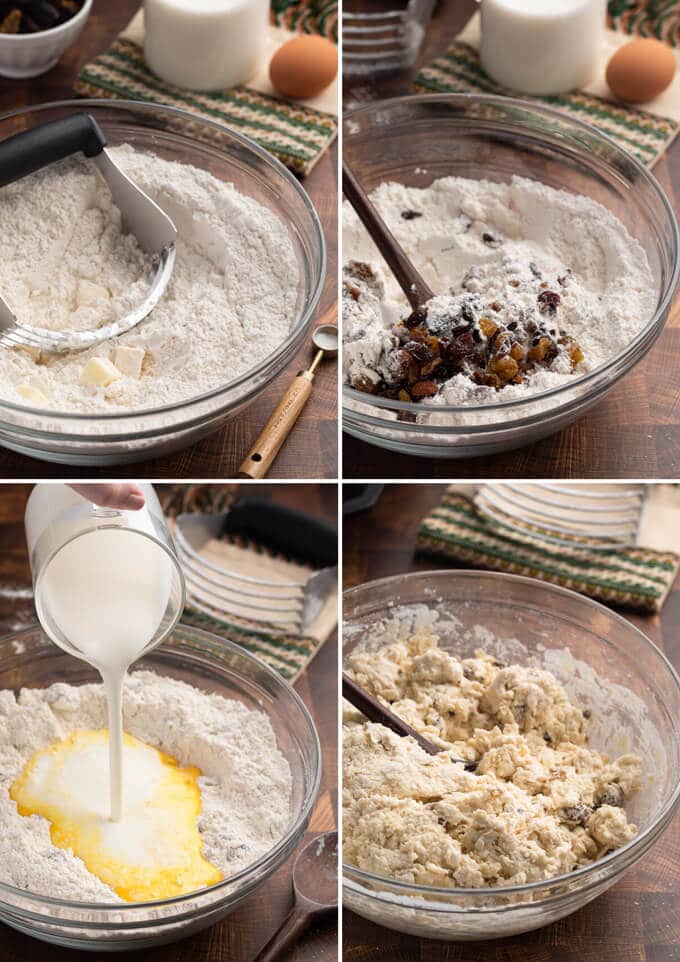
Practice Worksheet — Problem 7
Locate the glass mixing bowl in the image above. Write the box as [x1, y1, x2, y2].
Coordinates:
[342, 570, 680, 939]
[0, 624, 321, 950]
[342, 95, 679, 458]
[0, 100, 326, 465]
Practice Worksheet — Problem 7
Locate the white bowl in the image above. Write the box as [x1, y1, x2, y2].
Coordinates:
[0, 0, 92, 79]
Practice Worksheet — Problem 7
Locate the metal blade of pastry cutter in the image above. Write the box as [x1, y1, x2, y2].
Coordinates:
[0, 149, 176, 355]
[174, 511, 337, 635]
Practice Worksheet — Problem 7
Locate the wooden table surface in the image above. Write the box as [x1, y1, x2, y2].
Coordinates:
[342, 484, 680, 962]
[342, 0, 680, 480]
[0, 483, 338, 962]
[0, 0, 338, 480]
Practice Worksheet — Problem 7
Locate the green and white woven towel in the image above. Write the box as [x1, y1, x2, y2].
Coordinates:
[162, 484, 336, 682]
[416, 488, 680, 613]
[75, 1, 338, 177]
[415, 1, 679, 167]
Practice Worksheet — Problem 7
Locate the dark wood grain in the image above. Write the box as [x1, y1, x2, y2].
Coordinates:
[0, 0, 338, 480]
[0, 483, 338, 962]
[342, 484, 680, 961]
[342, 0, 680, 480]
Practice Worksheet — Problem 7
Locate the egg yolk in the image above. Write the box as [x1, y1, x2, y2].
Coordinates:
[10, 730, 222, 903]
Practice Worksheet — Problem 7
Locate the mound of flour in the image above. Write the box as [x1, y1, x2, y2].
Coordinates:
[343, 175, 656, 406]
[0, 671, 292, 901]
[0, 146, 298, 412]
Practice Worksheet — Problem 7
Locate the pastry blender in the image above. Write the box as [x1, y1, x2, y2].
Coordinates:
[0, 112, 177, 353]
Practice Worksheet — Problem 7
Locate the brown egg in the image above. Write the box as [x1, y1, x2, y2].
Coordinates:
[606, 38, 676, 104]
[270, 35, 338, 100]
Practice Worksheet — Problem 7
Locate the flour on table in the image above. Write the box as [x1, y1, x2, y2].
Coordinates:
[0, 671, 292, 901]
[342, 175, 655, 407]
[0, 146, 298, 412]
[344, 631, 641, 888]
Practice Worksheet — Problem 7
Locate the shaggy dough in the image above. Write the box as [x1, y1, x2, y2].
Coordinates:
[343, 631, 641, 888]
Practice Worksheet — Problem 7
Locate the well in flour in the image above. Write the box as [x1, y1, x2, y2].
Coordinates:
[0, 672, 292, 902]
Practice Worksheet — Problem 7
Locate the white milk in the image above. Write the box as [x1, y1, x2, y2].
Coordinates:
[144, 0, 269, 91]
[37, 527, 172, 821]
[480, 0, 606, 95]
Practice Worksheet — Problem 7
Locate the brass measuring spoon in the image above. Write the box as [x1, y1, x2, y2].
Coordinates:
[239, 307, 338, 479]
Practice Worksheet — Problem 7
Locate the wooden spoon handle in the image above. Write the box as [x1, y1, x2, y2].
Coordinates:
[342, 161, 434, 310]
[252, 905, 312, 962]
[238, 372, 314, 479]
[342, 673, 475, 769]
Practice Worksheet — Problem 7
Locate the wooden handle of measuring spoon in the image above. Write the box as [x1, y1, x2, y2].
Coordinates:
[342, 160, 434, 311]
[238, 305, 338, 480]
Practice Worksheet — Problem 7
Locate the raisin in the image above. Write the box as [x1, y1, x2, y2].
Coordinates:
[410, 380, 438, 397]
[595, 784, 624, 808]
[404, 339, 433, 363]
[471, 370, 500, 389]
[561, 804, 591, 827]
[538, 290, 561, 314]
[482, 231, 502, 247]
[401, 209, 423, 220]
[583, 708, 592, 719]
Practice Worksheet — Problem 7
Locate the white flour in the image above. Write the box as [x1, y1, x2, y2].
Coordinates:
[0, 671, 292, 902]
[343, 175, 656, 406]
[0, 146, 298, 412]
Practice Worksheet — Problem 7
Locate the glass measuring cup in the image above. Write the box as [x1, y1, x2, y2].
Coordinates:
[25, 483, 185, 664]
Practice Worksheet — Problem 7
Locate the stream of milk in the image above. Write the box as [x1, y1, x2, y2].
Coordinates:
[37, 526, 172, 821]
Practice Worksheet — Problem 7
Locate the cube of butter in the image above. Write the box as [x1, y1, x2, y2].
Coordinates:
[114, 345, 145, 379]
[17, 384, 49, 406]
[77, 279, 110, 309]
[14, 344, 41, 362]
[80, 357, 121, 388]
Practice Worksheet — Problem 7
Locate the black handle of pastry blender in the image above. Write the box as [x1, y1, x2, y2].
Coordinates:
[0, 113, 106, 189]
[342, 160, 434, 312]
[222, 498, 337, 568]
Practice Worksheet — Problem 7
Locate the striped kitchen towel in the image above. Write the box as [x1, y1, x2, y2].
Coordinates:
[416, 488, 680, 613]
[415, 1, 679, 167]
[161, 484, 337, 682]
[75, 1, 338, 177]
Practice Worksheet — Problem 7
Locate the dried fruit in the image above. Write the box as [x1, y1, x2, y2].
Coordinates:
[401, 209, 423, 220]
[560, 804, 591, 827]
[0, 9, 21, 32]
[482, 231, 502, 247]
[528, 336, 558, 365]
[478, 316, 498, 338]
[410, 380, 438, 397]
[595, 784, 624, 808]
[538, 289, 561, 314]
[489, 355, 519, 383]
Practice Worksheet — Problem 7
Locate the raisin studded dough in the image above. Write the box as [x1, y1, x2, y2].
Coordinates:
[343, 632, 641, 888]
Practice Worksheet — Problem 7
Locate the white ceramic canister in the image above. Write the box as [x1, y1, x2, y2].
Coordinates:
[144, 0, 270, 92]
[480, 0, 607, 96]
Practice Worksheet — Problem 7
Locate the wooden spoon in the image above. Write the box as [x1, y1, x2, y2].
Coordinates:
[342, 673, 477, 771]
[342, 160, 434, 311]
[252, 831, 338, 962]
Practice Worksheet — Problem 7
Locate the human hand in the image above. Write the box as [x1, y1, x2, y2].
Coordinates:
[69, 484, 145, 510]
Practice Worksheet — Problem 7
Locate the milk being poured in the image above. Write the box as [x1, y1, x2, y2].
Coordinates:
[33, 505, 173, 821]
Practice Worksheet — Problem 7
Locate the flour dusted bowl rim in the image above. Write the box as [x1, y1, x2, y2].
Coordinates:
[342, 571, 680, 932]
[0, 100, 325, 457]
[342, 94, 678, 442]
[0, 624, 321, 924]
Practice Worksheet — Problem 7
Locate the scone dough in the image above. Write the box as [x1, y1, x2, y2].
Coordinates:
[343, 631, 641, 888]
